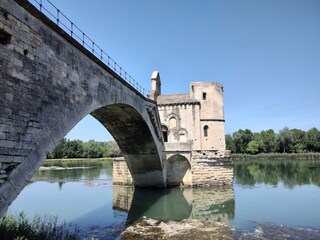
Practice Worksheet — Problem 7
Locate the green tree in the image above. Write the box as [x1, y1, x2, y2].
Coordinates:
[291, 128, 307, 153]
[277, 127, 293, 153]
[225, 134, 236, 153]
[233, 129, 253, 153]
[259, 129, 276, 153]
[83, 140, 105, 158]
[104, 141, 121, 157]
[47, 138, 67, 159]
[306, 128, 320, 152]
[64, 140, 84, 158]
[246, 140, 259, 155]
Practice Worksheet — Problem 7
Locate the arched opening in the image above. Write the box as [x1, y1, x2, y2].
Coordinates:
[204, 125, 209, 137]
[44, 103, 165, 188]
[90, 104, 164, 188]
[162, 125, 168, 142]
[66, 115, 113, 142]
[169, 117, 177, 128]
[165, 154, 191, 187]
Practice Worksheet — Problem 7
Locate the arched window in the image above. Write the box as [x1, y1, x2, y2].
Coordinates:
[169, 117, 177, 128]
[162, 125, 168, 142]
[204, 125, 208, 137]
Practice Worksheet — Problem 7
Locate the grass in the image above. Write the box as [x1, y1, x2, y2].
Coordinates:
[0, 212, 81, 240]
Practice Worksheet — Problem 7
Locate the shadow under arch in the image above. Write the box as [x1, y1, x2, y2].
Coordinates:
[165, 154, 191, 187]
[90, 103, 165, 188]
[126, 188, 192, 224]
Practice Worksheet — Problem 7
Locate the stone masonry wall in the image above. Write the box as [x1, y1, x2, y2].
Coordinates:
[113, 158, 133, 186]
[113, 152, 233, 186]
[191, 151, 233, 186]
[0, 0, 165, 216]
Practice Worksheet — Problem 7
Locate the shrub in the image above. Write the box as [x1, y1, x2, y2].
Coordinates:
[0, 212, 80, 240]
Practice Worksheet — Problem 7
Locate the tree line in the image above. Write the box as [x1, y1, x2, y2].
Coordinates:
[226, 127, 320, 154]
[47, 139, 121, 159]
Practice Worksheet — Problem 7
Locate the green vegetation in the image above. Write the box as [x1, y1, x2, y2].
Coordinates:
[232, 152, 320, 161]
[226, 127, 320, 155]
[47, 139, 121, 159]
[0, 212, 80, 240]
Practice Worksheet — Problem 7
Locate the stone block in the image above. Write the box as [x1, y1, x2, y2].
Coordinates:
[0, 172, 8, 178]
[0, 140, 13, 149]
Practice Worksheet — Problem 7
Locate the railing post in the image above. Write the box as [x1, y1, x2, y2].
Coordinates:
[56, 9, 59, 25]
[71, 22, 73, 37]
[28, 0, 147, 97]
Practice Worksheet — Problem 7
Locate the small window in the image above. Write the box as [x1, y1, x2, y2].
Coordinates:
[162, 125, 168, 142]
[202, 92, 207, 100]
[204, 125, 208, 137]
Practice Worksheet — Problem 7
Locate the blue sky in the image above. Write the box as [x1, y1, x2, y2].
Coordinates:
[45, 0, 320, 141]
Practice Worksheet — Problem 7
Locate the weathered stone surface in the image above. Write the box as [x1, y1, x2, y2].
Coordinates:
[120, 218, 232, 240]
[0, 0, 166, 215]
[115, 151, 233, 187]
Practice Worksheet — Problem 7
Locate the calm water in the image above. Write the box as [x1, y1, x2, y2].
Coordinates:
[7, 159, 320, 238]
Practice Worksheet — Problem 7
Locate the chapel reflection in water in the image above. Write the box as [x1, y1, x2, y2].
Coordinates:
[113, 185, 235, 224]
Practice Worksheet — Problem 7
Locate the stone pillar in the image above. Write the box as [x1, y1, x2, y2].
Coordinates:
[112, 157, 133, 186]
[150, 71, 161, 101]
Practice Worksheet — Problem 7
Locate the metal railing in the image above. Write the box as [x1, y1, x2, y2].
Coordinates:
[28, 0, 149, 97]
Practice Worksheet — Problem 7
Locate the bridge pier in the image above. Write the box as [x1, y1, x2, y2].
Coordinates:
[113, 151, 233, 187]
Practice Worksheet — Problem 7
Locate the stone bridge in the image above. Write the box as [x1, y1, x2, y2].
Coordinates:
[0, 0, 167, 215]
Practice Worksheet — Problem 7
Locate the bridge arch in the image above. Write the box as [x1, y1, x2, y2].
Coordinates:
[165, 154, 191, 187]
[91, 103, 165, 188]
[0, 0, 165, 216]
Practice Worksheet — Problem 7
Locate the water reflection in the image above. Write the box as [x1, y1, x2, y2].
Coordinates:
[113, 185, 235, 225]
[32, 160, 113, 181]
[234, 160, 320, 187]
[8, 159, 320, 235]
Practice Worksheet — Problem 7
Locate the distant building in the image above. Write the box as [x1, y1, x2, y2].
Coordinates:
[150, 71, 227, 156]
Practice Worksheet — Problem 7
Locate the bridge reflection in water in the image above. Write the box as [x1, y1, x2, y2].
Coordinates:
[113, 186, 235, 224]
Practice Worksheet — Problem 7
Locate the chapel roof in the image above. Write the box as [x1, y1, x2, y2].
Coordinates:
[156, 93, 199, 105]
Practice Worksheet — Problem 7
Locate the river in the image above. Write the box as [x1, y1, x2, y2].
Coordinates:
[6, 159, 320, 239]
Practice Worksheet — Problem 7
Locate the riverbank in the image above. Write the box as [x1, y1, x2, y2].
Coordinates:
[0, 213, 80, 240]
[44, 158, 113, 166]
[231, 152, 320, 161]
[120, 217, 320, 240]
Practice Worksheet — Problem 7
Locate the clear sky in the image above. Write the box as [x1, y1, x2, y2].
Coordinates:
[45, 0, 320, 141]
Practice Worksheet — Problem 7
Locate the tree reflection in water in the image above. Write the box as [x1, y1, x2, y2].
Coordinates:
[234, 160, 320, 187]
